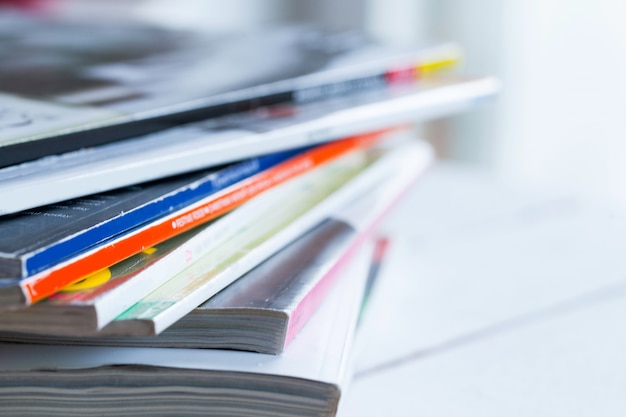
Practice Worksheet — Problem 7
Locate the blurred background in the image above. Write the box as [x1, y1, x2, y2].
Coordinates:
[13, 0, 626, 205]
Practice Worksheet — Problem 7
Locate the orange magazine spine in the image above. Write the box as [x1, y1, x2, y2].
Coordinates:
[21, 128, 399, 304]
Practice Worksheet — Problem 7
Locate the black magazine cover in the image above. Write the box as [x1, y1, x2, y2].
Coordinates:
[0, 10, 460, 167]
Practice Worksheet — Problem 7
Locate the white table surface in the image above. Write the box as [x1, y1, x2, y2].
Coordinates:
[341, 162, 626, 416]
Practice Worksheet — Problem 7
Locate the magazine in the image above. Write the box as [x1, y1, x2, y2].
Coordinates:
[0, 10, 460, 168]
[0, 76, 499, 214]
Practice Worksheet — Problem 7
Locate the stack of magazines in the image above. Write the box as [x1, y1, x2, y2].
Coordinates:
[0, 7, 499, 417]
